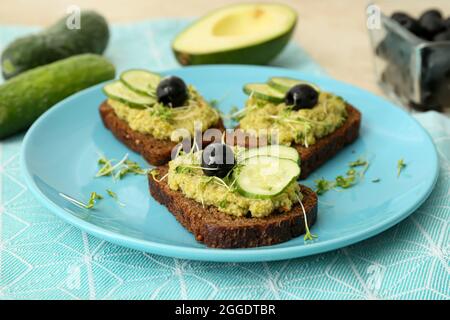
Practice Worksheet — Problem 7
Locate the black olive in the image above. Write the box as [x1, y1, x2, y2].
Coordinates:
[285, 84, 319, 110]
[419, 9, 445, 38]
[433, 30, 450, 41]
[391, 12, 427, 38]
[156, 76, 188, 107]
[201, 143, 235, 178]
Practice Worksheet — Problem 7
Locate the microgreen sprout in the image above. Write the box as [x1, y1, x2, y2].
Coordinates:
[266, 112, 318, 148]
[86, 192, 103, 209]
[296, 193, 317, 242]
[173, 164, 237, 193]
[397, 159, 406, 177]
[95, 153, 149, 180]
[314, 178, 335, 195]
[59, 192, 103, 210]
[96, 153, 129, 177]
[314, 156, 369, 195]
[349, 158, 367, 168]
[106, 189, 125, 207]
[59, 193, 89, 209]
[115, 160, 148, 179]
[149, 169, 169, 182]
[335, 175, 356, 189]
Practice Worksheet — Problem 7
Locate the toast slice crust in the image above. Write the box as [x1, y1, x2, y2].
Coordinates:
[99, 100, 225, 166]
[231, 104, 361, 179]
[149, 166, 318, 248]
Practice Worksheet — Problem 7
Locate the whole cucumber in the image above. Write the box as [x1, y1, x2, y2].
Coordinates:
[0, 54, 115, 139]
[1, 10, 109, 79]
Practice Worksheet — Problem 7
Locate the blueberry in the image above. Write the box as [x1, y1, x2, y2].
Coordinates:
[444, 17, 450, 29]
[391, 12, 426, 38]
[201, 143, 235, 178]
[434, 30, 450, 41]
[417, 47, 450, 112]
[285, 84, 319, 110]
[420, 9, 443, 21]
[391, 12, 415, 28]
[419, 9, 445, 38]
[156, 76, 188, 107]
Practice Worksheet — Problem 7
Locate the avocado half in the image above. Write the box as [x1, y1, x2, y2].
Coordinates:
[172, 3, 297, 65]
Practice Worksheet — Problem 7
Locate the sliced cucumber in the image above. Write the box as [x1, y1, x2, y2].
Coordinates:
[239, 145, 300, 163]
[235, 156, 300, 199]
[243, 83, 285, 103]
[120, 69, 161, 96]
[103, 80, 156, 109]
[268, 77, 320, 93]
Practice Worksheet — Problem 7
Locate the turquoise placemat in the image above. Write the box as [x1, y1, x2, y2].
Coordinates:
[0, 19, 448, 300]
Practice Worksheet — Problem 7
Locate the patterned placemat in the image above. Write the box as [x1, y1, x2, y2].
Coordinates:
[0, 19, 448, 300]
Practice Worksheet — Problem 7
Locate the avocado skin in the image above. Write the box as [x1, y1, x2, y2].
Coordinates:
[1, 10, 109, 79]
[0, 54, 115, 139]
[172, 23, 296, 66]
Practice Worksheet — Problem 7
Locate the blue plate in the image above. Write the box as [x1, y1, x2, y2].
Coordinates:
[21, 65, 438, 262]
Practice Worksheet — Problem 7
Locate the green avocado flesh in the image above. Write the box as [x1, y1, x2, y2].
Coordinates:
[107, 84, 220, 141]
[239, 91, 348, 146]
[172, 3, 297, 65]
[165, 148, 301, 218]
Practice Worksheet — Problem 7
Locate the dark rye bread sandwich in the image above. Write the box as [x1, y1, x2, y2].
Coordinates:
[149, 166, 317, 248]
[100, 70, 225, 166]
[235, 79, 362, 179]
[99, 101, 225, 166]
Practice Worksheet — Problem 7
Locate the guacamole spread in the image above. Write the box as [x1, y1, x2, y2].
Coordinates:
[239, 92, 348, 146]
[109, 86, 219, 141]
[166, 150, 301, 218]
